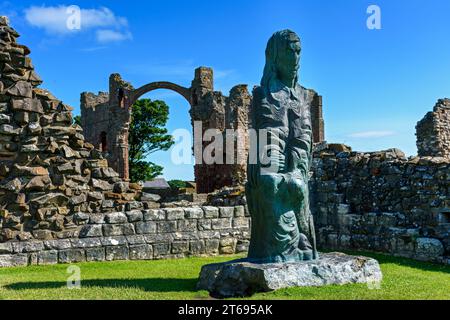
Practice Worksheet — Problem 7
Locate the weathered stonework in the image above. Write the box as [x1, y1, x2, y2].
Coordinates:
[311, 144, 449, 264]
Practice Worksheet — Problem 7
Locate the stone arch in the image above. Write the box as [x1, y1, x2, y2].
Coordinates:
[128, 81, 192, 108]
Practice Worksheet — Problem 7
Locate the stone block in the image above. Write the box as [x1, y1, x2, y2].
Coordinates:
[211, 218, 232, 230]
[198, 219, 212, 231]
[415, 238, 444, 260]
[153, 243, 170, 258]
[105, 245, 129, 261]
[219, 207, 234, 218]
[157, 221, 177, 233]
[79, 225, 102, 238]
[234, 206, 245, 217]
[177, 219, 197, 232]
[100, 236, 127, 246]
[135, 221, 157, 234]
[105, 212, 128, 224]
[171, 241, 190, 254]
[44, 239, 72, 250]
[184, 207, 204, 219]
[203, 206, 219, 218]
[0, 242, 13, 254]
[236, 240, 250, 253]
[89, 214, 105, 224]
[70, 238, 102, 248]
[103, 224, 135, 237]
[37, 250, 58, 265]
[0, 254, 28, 267]
[205, 239, 220, 254]
[233, 217, 250, 229]
[165, 208, 184, 220]
[86, 247, 106, 262]
[126, 210, 143, 222]
[219, 238, 236, 254]
[190, 240, 206, 254]
[12, 241, 44, 253]
[58, 249, 86, 264]
[126, 235, 146, 245]
[143, 209, 166, 221]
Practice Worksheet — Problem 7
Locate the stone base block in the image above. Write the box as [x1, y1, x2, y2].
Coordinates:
[197, 252, 382, 298]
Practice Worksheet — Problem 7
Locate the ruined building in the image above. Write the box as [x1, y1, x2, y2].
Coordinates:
[81, 68, 325, 193]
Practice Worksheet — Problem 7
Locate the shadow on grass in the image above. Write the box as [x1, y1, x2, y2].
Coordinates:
[5, 278, 199, 293]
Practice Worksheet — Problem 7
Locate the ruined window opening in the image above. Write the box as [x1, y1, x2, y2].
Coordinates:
[118, 88, 125, 108]
[100, 132, 108, 152]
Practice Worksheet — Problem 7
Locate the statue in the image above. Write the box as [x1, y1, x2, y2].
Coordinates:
[246, 30, 318, 263]
[198, 30, 382, 298]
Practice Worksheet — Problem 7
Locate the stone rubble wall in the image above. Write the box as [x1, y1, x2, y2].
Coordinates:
[0, 205, 250, 267]
[0, 17, 157, 243]
[311, 145, 450, 264]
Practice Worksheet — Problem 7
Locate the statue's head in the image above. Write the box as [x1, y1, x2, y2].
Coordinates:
[262, 30, 301, 89]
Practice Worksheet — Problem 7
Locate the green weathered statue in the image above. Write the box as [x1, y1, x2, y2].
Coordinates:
[246, 30, 318, 263]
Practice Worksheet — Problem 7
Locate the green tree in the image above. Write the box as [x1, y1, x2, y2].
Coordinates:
[129, 99, 174, 183]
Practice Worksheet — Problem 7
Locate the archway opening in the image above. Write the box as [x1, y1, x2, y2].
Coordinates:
[131, 89, 194, 186]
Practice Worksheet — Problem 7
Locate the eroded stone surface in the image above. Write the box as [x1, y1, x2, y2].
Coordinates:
[197, 252, 382, 298]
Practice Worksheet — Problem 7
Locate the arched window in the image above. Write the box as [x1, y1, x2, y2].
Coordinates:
[118, 88, 125, 108]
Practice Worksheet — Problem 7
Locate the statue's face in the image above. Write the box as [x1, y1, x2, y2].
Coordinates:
[277, 38, 301, 87]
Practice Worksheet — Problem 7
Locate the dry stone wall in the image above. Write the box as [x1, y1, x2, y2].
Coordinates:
[0, 17, 154, 243]
[0, 205, 250, 267]
[311, 144, 450, 264]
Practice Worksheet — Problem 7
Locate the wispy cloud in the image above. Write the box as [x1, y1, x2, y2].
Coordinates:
[96, 29, 132, 43]
[348, 130, 397, 138]
[24, 5, 131, 43]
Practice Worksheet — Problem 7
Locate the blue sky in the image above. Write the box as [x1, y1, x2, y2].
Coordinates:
[2, 0, 450, 180]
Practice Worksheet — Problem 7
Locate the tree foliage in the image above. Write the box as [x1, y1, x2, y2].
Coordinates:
[73, 115, 82, 126]
[129, 99, 174, 182]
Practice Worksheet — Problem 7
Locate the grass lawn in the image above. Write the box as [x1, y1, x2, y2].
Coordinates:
[0, 251, 448, 300]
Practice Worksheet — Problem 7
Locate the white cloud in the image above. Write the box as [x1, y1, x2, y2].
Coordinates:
[24, 5, 131, 43]
[348, 130, 397, 138]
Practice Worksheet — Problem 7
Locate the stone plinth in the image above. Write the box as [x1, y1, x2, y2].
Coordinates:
[197, 252, 382, 298]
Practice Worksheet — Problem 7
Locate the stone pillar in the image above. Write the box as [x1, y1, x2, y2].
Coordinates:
[416, 99, 450, 158]
[107, 74, 134, 181]
[311, 94, 325, 143]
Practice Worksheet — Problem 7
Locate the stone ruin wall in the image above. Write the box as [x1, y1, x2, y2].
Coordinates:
[311, 144, 450, 264]
[0, 206, 250, 268]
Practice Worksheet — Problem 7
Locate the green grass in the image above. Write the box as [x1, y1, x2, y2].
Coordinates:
[0, 252, 449, 300]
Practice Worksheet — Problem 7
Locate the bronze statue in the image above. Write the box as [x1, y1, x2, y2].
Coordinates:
[246, 30, 318, 263]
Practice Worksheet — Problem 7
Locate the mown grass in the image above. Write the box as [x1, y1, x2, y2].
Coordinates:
[0, 251, 448, 300]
